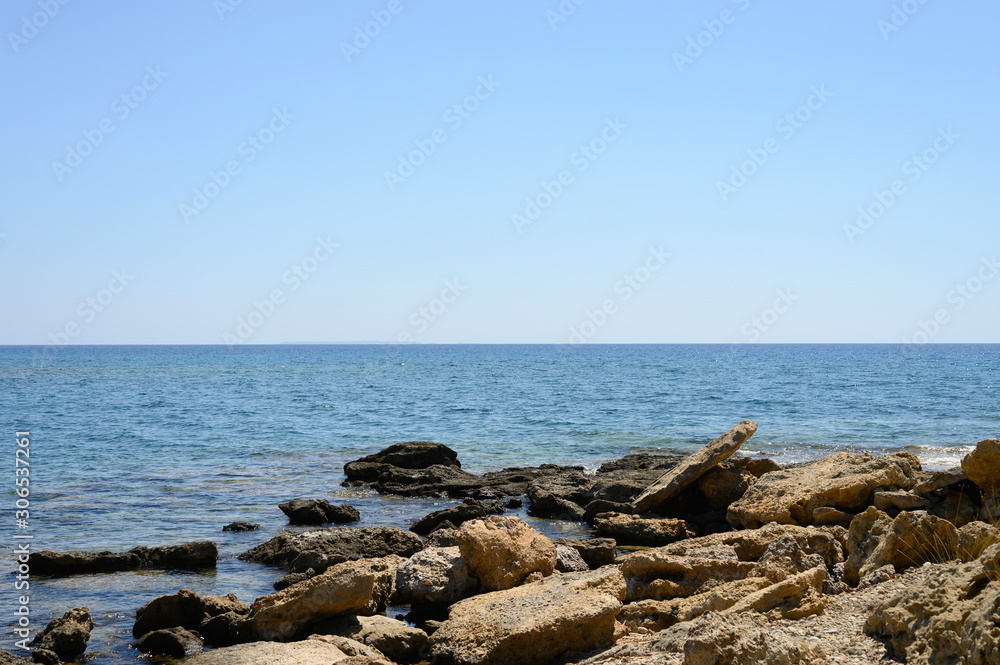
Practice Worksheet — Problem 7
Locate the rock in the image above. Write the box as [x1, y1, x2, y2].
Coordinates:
[811, 506, 854, 525]
[728, 451, 922, 528]
[135, 627, 203, 658]
[725, 565, 828, 619]
[456, 516, 557, 591]
[632, 420, 758, 513]
[858, 564, 896, 588]
[345, 441, 461, 472]
[656, 610, 827, 665]
[744, 458, 782, 476]
[411, 498, 503, 535]
[526, 472, 593, 520]
[913, 466, 968, 494]
[393, 546, 478, 606]
[598, 453, 682, 474]
[29, 650, 57, 665]
[307, 634, 387, 660]
[696, 463, 756, 510]
[428, 567, 625, 665]
[134, 589, 207, 638]
[178, 639, 356, 664]
[662, 522, 843, 568]
[928, 488, 980, 527]
[618, 577, 773, 631]
[427, 527, 460, 548]
[592, 513, 692, 546]
[582, 500, 633, 523]
[30, 541, 218, 577]
[222, 522, 260, 532]
[239, 526, 422, 568]
[278, 499, 359, 525]
[963, 438, 1000, 515]
[310, 614, 427, 663]
[554, 545, 589, 573]
[756, 535, 829, 580]
[30, 607, 93, 663]
[865, 542, 1000, 664]
[0, 649, 31, 665]
[273, 570, 314, 591]
[874, 490, 930, 512]
[844, 507, 959, 586]
[246, 555, 403, 641]
[617, 550, 760, 602]
[551, 537, 617, 569]
[958, 520, 1000, 562]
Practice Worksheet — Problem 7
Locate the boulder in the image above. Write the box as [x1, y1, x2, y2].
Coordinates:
[134, 590, 249, 640]
[246, 555, 403, 641]
[913, 466, 967, 494]
[135, 627, 203, 658]
[310, 614, 427, 663]
[428, 567, 625, 665]
[728, 451, 921, 528]
[551, 537, 617, 569]
[278, 499, 359, 525]
[307, 634, 387, 660]
[393, 546, 478, 606]
[874, 490, 930, 512]
[618, 577, 773, 631]
[958, 520, 1000, 562]
[177, 639, 359, 664]
[844, 507, 959, 586]
[929, 488, 980, 527]
[222, 522, 260, 532]
[865, 542, 1000, 664]
[617, 551, 759, 602]
[632, 420, 758, 513]
[592, 512, 691, 546]
[238, 526, 422, 569]
[30, 541, 218, 577]
[962, 438, 1000, 514]
[30, 607, 93, 663]
[724, 565, 827, 619]
[411, 498, 504, 535]
[696, 462, 756, 510]
[656, 610, 827, 665]
[526, 472, 592, 520]
[554, 545, 589, 573]
[661, 522, 843, 568]
[345, 441, 461, 472]
[811, 506, 854, 525]
[456, 517, 557, 591]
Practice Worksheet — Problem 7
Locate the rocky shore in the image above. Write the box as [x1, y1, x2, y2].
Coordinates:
[16, 423, 1000, 665]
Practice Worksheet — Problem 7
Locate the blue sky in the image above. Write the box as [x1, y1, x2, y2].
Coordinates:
[2, 0, 998, 344]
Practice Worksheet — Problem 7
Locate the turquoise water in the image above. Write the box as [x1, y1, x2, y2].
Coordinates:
[0, 344, 997, 661]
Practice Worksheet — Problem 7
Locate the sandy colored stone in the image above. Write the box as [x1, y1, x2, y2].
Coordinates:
[617, 551, 759, 601]
[179, 639, 354, 664]
[311, 614, 427, 663]
[393, 546, 477, 606]
[725, 565, 827, 619]
[661, 521, 843, 568]
[873, 490, 930, 512]
[961, 438, 1000, 491]
[844, 508, 959, 586]
[913, 466, 967, 494]
[456, 516, 556, 591]
[592, 513, 692, 546]
[618, 577, 773, 631]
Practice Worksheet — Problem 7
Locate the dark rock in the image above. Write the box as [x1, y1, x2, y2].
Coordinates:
[597, 453, 682, 473]
[696, 461, 757, 510]
[31, 541, 217, 577]
[426, 527, 460, 548]
[555, 545, 589, 572]
[238, 526, 423, 568]
[273, 569, 315, 591]
[29, 650, 57, 665]
[552, 537, 618, 569]
[135, 627, 202, 658]
[222, 522, 260, 532]
[0, 648, 31, 665]
[411, 498, 504, 535]
[198, 612, 255, 648]
[583, 499, 633, 524]
[133, 589, 206, 638]
[505, 497, 523, 509]
[278, 499, 359, 525]
[30, 607, 93, 663]
[526, 472, 593, 519]
[345, 441, 461, 473]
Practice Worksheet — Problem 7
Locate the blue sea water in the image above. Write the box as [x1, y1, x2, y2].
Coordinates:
[0, 343, 997, 662]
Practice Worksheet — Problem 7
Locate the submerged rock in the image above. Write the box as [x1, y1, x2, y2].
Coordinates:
[30, 541, 218, 577]
[135, 627, 203, 658]
[31, 607, 93, 664]
[278, 499, 359, 525]
[133, 589, 249, 641]
[222, 522, 260, 532]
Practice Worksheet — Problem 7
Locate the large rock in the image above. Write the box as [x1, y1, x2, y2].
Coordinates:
[345, 441, 461, 472]
[554, 545, 589, 573]
[30, 607, 93, 663]
[238, 526, 422, 569]
[30, 541, 218, 577]
[411, 498, 504, 535]
[526, 472, 593, 520]
[844, 507, 959, 586]
[728, 451, 921, 528]
[310, 614, 427, 663]
[618, 577, 773, 631]
[428, 567, 626, 665]
[551, 537, 617, 569]
[278, 499, 359, 525]
[246, 555, 403, 641]
[456, 517, 556, 591]
[393, 546, 478, 606]
[962, 438, 1000, 514]
[723, 565, 827, 619]
[592, 512, 692, 546]
[177, 637, 369, 664]
[865, 542, 1000, 664]
[661, 521, 843, 567]
[617, 551, 759, 602]
[913, 466, 967, 494]
[134, 590, 249, 640]
[696, 461, 757, 510]
[632, 420, 757, 513]
[135, 627, 203, 658]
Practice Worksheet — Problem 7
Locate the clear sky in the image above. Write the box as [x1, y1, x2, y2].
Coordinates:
[2, 0, 998, 344]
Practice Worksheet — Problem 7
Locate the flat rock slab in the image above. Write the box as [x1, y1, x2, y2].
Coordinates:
[30, 541, 217, 577]
[632, 420, 757, 513]
[179, 639, 356, 665]
[238, 526, 422, 568]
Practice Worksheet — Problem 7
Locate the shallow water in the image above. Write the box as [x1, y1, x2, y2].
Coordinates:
[0, 344, 997, 661]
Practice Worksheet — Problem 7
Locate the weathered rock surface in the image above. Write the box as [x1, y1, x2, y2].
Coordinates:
[30, 607, 93, 663]
[724, 565, 827, 619]
[411, 498, 504, 535]
[393, 546, 478, 606]
[135, 627, 203, 658]
[963, 438, 1000, 516]
[632, 420, 758, 513]
[695, 461, 757, 510]
[238, 526, 422, 569]
[30, 541, 218, 576]
[222, 522, 260, 532]
[554, 545, 589, 572]
[308, 634, 388, 660]
[346, 440, 461, 472]
[618, 577, 772, 631]
[728, 451, 921, 528]
[865, 542, 1000, 664]
[456, 517, 556, 591]
[617, 551, 759, 602]
[958, 520, 1000, 561]
[134, 590, 249, 640]
[551, 537, 617, 569]
[913, 466, 967, 494]
[592, 512, 692, 546]
[526, 472, 592, 520]
[844, 507, 958, 586]
[311, 614, 427, 663]
[178, 638, 360, 664]
[246, 555, 403, 641]
[656, 610, 827, 665]
[428, 567, 626, 665]
[278, 499, 359, 525]
[874, 490, 930, 512]
[661, 521, 843, 567]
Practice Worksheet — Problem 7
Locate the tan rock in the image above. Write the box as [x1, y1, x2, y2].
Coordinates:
[874, 490, 930, 512]
[912, 466, 967, 494]
[456, 516, 556, 591]
[957, 520, 1000, 562]
[632, 420, 757, 513]
[812, 506, 854, 525]
[307, 634, 387, 659]
[246, 555, 403, 641]
[592, 512, 692, 546]
[617, 577, 772, 631]
[661, 521, 843, 567]
[393, 546, 477, 606]
[728, 451, 921, 528]
[428, 567, 625, 665]
[617, 551, 759, 601]
[696, 463, 756, 510]
[310, 614, 427, 663]
[725, 565, 827, 619]
[178, 639, 358, 664]
[961, 438, 1000, 491]
[844, 508, 958, 586]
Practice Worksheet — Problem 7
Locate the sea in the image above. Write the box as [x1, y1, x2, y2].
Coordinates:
[0, 344, 997, 662]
